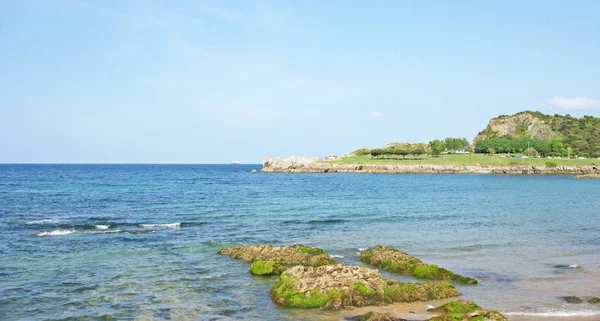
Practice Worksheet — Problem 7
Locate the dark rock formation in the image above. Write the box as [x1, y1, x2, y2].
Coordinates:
[562, 296, 583, 304]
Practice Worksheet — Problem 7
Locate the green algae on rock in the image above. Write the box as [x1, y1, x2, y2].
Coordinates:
[361, 246, 478, 284]
[270, 264, 460, 309]
[589, 297, 600, 304]
[218, 244, 336, 275]
[427, 299, 509, 321]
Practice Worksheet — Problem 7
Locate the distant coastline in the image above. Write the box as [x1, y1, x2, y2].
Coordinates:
[261, 156, 598, 175]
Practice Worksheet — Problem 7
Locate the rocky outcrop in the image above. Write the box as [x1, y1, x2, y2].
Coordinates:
[262, 156, 320, 171]
[473, 112, 555, 144]
[361, 246, 478, 284]
[218, 244, 336, 275]
[261, 157, 597, 174]
[270, 264, 460, 309]
[428, 300, 509, 321]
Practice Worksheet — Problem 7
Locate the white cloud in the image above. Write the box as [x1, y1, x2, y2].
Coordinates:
[547, 97, 600, 110]
[370, 111, 384, 118]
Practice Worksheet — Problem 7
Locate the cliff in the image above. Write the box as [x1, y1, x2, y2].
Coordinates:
[473, 111, 555, 144]
[261, 157, 598, 175]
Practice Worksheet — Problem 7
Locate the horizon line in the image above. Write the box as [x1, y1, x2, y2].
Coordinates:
[0, 162, 263, 165]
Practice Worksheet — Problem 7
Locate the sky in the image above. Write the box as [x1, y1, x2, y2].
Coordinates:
[1, 0, 599, 163]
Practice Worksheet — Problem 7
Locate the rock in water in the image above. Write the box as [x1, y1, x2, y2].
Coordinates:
[427, 299, 509, 321]
[361, 246, 478, 284]
[563, 296, 583, 304]
[218, 244, 336, 275]
[270, 264, 460, 309]
[589, 297, 600, 304]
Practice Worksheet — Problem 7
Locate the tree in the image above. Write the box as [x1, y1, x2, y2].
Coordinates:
[429, 140, 446, 156]
[411, 145, 427, 158]
[370, 148, 384, 158]
[488, 147, 496, 156]
[394, 146, 410, 159]
[523, 147, 538, 157]
[445, 138, 455, 154]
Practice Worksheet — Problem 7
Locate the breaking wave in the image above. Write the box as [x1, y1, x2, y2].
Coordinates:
[36, 230, 74, 237]
[139, 223, 181, 228]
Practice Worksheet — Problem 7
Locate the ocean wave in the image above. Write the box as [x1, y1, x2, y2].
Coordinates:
[199, 274, 224, 279]
[36, 230, 74, 237]
[139, 223, 181, 228]
[330, 254, 344, 258]
[358, 248, 366, 251]
[26, 219, 59, 225]
[95, 225, 110, 230]
[90, 229, 122, 234]
[505, 310, 600, 317]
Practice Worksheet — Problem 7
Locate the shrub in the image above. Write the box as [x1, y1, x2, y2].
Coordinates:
[545, 161, 558, 168]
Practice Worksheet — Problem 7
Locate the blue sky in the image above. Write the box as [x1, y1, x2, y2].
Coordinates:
[1, 1, 599, 163]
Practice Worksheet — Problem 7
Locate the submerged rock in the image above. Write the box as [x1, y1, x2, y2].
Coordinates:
[352, 312, 408, 321]
[218, 244, 336, 275]
[270, 264, 460, 309]
[361, 246, 478, 284]
[562, 296, 583, 304]
[589, 297, 600, 304]
[427, 299, 509, 321]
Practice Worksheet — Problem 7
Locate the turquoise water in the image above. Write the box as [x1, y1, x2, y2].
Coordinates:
[1, 164, 600, 320]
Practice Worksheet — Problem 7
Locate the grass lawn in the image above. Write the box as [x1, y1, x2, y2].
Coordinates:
[323, 154, 599, 167]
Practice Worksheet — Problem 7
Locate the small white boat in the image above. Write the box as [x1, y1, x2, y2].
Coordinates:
[230, 160, 241, 164]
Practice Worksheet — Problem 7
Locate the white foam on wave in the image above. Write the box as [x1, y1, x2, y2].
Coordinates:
[95, 225, 110, 230]
[88, 229, 122, 234]
[26, 219, 59, 225]
[36, 230, 74, 237]
[568, 264, 579, 268]
[358, 248, 366, 251]
[200, 274, 224, 279]
[331, 254, 344, 258]
[505, 310, 600, 317]
[139, 223, 181, 228]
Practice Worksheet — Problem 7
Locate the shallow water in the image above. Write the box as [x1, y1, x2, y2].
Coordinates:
[1, 164, 600, 320]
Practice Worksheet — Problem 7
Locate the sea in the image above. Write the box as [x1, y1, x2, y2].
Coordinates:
[1, 164, 600, 321]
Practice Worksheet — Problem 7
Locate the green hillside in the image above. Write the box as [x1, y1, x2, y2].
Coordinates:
[475, 111, 600, 158]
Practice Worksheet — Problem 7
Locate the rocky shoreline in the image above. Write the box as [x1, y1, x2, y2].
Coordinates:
[261, 156, 598, 175]
[218, 244, 508, 320]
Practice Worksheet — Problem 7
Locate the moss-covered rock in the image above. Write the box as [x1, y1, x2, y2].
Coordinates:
[589, 297, 600, 304]
[383, 280, 460, 302]
[270, 264, 460, 309]
[562, 296, 583, 304]
[249, 259, 286, 276]
[219, 244, 336, 275]
[352, 312, 408, 321]
[427, 299, 509, 321]
[361, 246, 478, 284]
